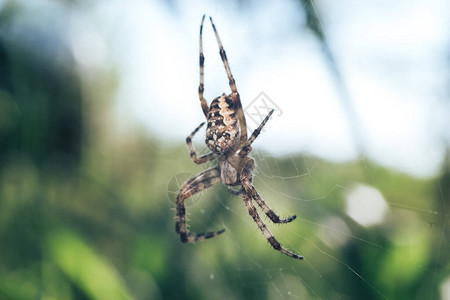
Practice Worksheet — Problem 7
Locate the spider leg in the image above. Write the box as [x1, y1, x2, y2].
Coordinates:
[240, 158, 301, 259]
[240, 158, 295, 223]
[186, 122, 216, 164]
[209, 16, 248, 146]
[176, 167, 225, 243]
[242, 178, 296, 224]
[198, 15, 209, 117]
[239, 109, 274, 157]
[241, 192, 303, 260]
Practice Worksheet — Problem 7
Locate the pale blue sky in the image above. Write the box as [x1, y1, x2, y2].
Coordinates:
[7, 0, 450, 178]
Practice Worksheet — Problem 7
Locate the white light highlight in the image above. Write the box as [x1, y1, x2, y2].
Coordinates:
[319, 216, 351, 248]
[441, 275, 450, 300]
[346, 184, 388, 227]
[71, 30, 108, 71]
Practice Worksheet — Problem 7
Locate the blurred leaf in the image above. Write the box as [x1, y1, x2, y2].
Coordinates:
[47, 229, 134, 300]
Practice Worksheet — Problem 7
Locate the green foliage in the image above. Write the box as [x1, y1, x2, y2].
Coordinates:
[48, 229, 134, 300]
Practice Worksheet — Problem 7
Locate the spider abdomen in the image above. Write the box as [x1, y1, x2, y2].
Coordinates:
[205, 94, 240, 154]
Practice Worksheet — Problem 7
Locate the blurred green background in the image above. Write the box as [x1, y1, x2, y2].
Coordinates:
[0, 1, 449, 299]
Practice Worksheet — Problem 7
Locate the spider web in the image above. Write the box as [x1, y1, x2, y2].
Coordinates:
[179, 145, 448, 300]
[172, 0, 449, 294]
[163, 1, 449, 297]
[181, 0, 450, 281]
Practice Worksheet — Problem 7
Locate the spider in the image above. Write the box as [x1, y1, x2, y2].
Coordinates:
[175, 15, 303, 260]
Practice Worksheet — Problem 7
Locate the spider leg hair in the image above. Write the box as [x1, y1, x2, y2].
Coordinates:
[239, 109, 274, 157]
[209, 16, 248, 146]
[198, 15, 209, 117]
[186, 122, 216, 164]
[176, 167, 225, 243]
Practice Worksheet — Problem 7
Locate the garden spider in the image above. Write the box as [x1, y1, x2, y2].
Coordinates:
[175, 15, 303, 260]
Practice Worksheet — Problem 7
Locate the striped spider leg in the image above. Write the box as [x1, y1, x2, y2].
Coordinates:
[175, 166, 225, 243]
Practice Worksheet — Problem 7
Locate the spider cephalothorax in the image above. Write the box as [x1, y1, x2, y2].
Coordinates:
[175, 15, 303, 260]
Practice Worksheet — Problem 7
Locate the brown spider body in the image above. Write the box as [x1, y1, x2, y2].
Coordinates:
[218, 152, 249, 186]
[205, 94, 240, 155]
[175, 15, 303, 260]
